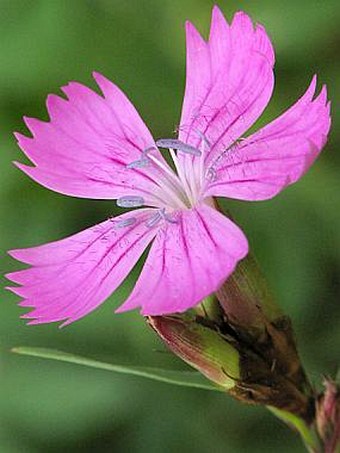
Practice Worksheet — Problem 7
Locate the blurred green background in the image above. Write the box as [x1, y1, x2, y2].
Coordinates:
[1, 0, 339, 452]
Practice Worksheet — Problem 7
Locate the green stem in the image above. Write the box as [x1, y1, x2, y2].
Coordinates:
[268, 407, 321, 452]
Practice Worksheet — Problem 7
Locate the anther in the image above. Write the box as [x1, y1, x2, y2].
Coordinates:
[156, 139, 202, 156]
[206, 167, 217, 182]
[126, 158, 149, 169]
[160, 208, 178, 224]
[115, 217, 137, 228]
[145, 211, 162, 228]
[116, 196, 145, 208]
[126, 146, 157, 169]
[145, 209, 178, 228]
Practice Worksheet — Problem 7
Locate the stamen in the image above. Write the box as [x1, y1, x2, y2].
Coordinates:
[123, 138, 206, 210]
[164, 214, 178, 224]
[144, 151, 191, 208]
[168, 148, 194, 205]
[156, 139, 202, 157]
[115, 217, 137, 228]
[126, 146, 157, 169]
[195, 130, 211, 148]
[162, 131, 207, 202]
[196, 130, 211, 191]
[176, 125, 211, 148]
[206, 167, 217, 182]
[117, 196, 145, 208]
[160, 208, 178, 224]
[126, 158, 149, 169]
[145, 211, 162, 228]
[145, 209, 178, 228]
[144, 145, 158, 154]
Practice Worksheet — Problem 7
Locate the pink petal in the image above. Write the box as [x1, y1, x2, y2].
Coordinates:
[14, 72, 163, 206]
[6, 210, 158, 326]
[116, 204, 248, 315]
[178, 7, 274, 165]
[205, 77, 331, 200]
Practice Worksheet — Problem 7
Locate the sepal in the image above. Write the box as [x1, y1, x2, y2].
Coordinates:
[148, 314, 240, 390]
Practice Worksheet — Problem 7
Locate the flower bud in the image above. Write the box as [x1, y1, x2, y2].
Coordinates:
[316, 378, 340, 451]
[211, 200, 283, 335]
[148, 314, 240, 390]
[148, 311, 313, 422]
[148, 203, 313, 424]
[216, 252, 282, 334]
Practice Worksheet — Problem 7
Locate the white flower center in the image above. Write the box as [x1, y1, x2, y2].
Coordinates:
[118, 137, 214, 213]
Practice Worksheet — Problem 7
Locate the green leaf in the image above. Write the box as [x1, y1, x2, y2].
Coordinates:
[12, 347, 221, 392]
[268, 406, 321, 452]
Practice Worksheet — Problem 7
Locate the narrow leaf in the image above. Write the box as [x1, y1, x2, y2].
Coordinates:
[268, 406, 321, 451]
[12, 347, 221, 392]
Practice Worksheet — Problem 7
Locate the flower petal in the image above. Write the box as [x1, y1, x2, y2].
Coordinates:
[205, 77, 331, 200]
[6, 210, 158, 326]
[178, 7, 274, 164]
[14, 72, 164, 206]
[116, 204, 248, 315]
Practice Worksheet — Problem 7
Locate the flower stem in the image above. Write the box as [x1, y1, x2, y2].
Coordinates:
[268, 407, 321, 452]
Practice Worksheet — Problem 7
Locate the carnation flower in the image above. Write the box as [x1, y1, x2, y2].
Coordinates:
[6, 6, 330, 326]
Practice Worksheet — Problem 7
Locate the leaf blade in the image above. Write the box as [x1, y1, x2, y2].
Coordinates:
[12, 347, 221, 392]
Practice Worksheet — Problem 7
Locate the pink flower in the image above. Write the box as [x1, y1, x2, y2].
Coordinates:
[6, 7, 330, 326]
